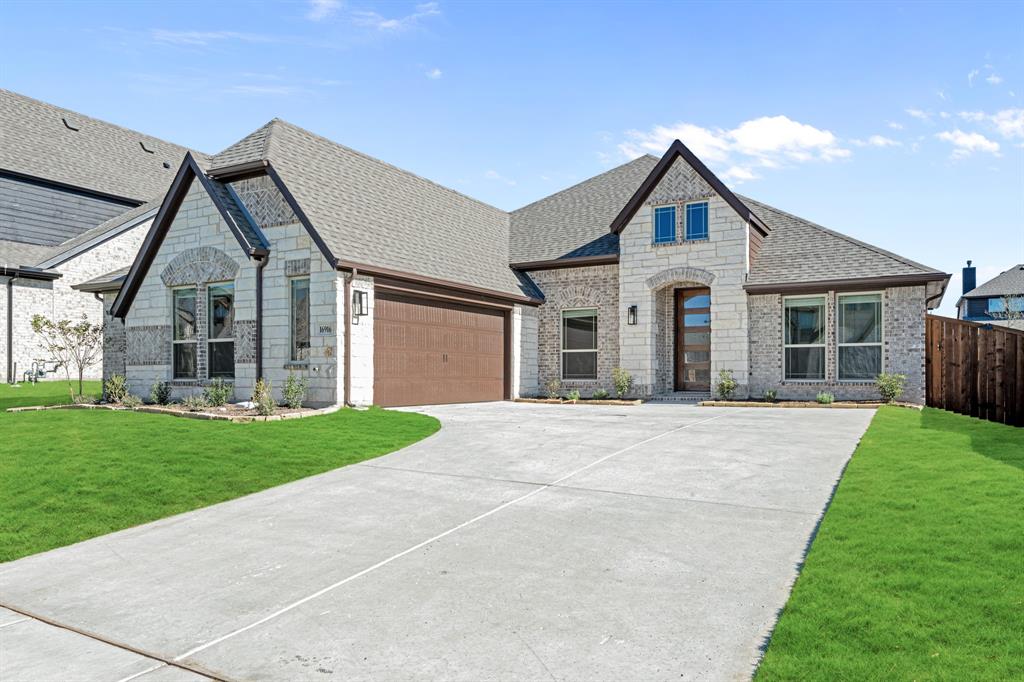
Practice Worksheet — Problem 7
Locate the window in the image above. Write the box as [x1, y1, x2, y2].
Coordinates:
[290, 278, 310, 362]
[653, 205, 676, 244]
[784, 296, 826, 380]
[207, 283, 235, 378]
[838, 293, 882, 380]
[562, 309, 598, 380]
[988, 297, 1024, 314]
[685, 201, 709, 240]
[172, 288, 197, 379]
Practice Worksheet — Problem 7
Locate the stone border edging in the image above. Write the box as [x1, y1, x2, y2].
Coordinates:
[514, 398, 643, 406]
[698, 400, 922, 410]
[5, 402, 342, 422]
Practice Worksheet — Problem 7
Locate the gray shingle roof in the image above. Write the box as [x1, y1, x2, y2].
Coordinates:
[509, 156, 658, 263]
[962, 264, 1024, 299]
[39, 201, 156, 268]
[0, 238, 55, 268]
[0, 89, 205, 202]
[71, 266, 130, 293]
[208, 120, 530, 298]
[743, 197, 945, 286]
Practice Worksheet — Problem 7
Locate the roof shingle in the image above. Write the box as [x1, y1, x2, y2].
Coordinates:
[962, 264, 1024, 299]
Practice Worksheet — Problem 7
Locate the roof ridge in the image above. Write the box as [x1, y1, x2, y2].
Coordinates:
[511, 156, 657, 215]
[740, 194, 943, 275]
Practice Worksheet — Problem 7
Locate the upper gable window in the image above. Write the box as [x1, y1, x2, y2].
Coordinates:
[653, 206, 676, 244]
[685, 201, 709, 240]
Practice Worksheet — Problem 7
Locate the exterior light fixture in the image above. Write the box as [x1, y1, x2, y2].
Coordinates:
[627, 305, 638, 326]
[352, 290, 368, 324]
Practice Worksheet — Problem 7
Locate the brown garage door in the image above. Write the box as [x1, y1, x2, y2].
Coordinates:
[373, 292, 507, 407]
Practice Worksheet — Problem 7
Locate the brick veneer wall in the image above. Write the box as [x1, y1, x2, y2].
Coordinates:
[747, 285, 927, 404]
[528, 264, 619, 397]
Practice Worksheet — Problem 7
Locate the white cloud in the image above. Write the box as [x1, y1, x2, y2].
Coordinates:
[353, 1, 440, 31]
[887, 121, 904, 130]
[307, 0, 341, 20]
[618, 115, 849, 184]
[939, 111, 951, 119]
[936, 89, 948, 101]
[986, 73, 1004, 85]
[935, 129, 1001, 158]
[150, 30, 275, 46]
[906, 108, 931, 122]
[868, 135, 901, 147]
[968, 69, 980, 86]
[425, 67, 442, 79]
[484, 169, 516, 186]
[224, 84, 305, 96]
[957, 108, 1024, 139]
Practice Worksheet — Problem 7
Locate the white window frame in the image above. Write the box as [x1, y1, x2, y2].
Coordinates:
[289, 276, 311, 363]
[783, 295, 827, 382]
[837, 291, 884, 382]
[683, 200, 710, 241]
[171, 286, 198, 380]
[560, 307, 598, 381]
[207, 281, 235, 379]
[652, 204, 677, 244]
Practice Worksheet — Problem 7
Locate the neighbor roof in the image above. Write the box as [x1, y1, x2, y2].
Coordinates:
[206, 119, 532, 299]
[961, 264, 1024, 299]
[0, 89, 205, 202]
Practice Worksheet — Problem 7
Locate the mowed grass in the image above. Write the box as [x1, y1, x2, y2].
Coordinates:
[0, 380, 102, 410]
[757, 407, 1024, 681]
[0, 407, 440, 562]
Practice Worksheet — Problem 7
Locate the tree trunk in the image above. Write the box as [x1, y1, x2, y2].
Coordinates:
[78, 367, 84, 399]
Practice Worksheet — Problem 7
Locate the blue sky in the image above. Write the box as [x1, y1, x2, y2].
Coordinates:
[2, 0, 1021, 316]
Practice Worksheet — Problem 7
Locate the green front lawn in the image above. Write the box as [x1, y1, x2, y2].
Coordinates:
[0, 407, 439, 562]
[0, 379, 102, 410]
[757, 407, 1023, 680]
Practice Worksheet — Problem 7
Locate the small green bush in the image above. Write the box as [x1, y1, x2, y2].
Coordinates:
[122, 394, 142, 409]
[566, 388, 581, 403]
[762, 388, 777, 403]
[816, 391, 835, 405]
[181, 394, 209, 412]
[876, 372, 906, 403]
[544, 377, 561, 400]
[104, 374, 129, 404]
[612, 367, 633, 399]
[252, 378, 276, 416]
[150, 381, 171, 405]
[592, 388, 610, 400]
[715, 369, 738, 400]
[282, 373, 308, 409]
[203, 378, 232, 407]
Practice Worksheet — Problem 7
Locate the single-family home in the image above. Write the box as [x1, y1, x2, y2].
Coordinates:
[957, 260, 1024, 330]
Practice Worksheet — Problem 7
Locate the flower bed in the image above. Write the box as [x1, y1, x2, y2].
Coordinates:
[6, 402, 338, 422]
[699, 399, 922, 410]
[514, 398, 642, 406]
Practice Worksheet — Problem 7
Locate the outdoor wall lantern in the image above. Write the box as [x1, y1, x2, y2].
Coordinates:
[627, 305, 638, 326]
[352, 290, 368, 324]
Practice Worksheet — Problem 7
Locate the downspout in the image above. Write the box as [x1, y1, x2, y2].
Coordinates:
[5, 277, 13, 384]
[343, 268, 354, 406]
[255, 254, 269, 381]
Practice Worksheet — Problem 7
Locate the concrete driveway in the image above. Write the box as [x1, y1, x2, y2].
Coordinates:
[0, 403, 874, 682]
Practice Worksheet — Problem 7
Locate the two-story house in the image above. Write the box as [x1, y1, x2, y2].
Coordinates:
[958, 260, 1024, 330]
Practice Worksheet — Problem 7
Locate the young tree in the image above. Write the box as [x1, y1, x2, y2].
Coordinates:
[30, 314, 103, 401]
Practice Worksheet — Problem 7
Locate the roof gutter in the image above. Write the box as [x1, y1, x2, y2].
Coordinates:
[335, 260, 543, 306]
[255, 253, 268, 381]
[206, 159, 270, 180]
[5, 277, 12, 383]
[743, 272, 950, 295]
[510, 254, 618, 271]
[0, 266, 62, 281]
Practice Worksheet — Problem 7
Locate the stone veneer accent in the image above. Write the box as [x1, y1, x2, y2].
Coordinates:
[228, 175, 299, 229]
[160, 247, 239, 287]
[747, 285, 926, 404]
[126, 325, 171, 366]
[528, 264, 619, 396]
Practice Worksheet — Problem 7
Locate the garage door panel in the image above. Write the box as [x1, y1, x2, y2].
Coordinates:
[374, 293, 507, 407]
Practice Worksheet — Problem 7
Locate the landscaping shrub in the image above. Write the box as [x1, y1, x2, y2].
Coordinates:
[566, 389, 580, 403]
[544, 377, 561, 400]
[612, 367, 633, 399]
[150, 381, 171, 405]
[282, 373, 308, 409]
[203, 378, 232, 407]
[104, 374, 129, 404]
[715, 369, 738, 400]
[121, 394, 142, 409]
[592, 388, 610, 400]
[876, 372, 906, 403]
[252, 378, 276, 416]
[762, 388, 777, 403]
[816, 391, 835, 405]
[181, 394, 209, 412]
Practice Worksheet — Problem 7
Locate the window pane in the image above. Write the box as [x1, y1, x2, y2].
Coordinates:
[208, 283, 234, 340]
[208, 342, 235, 378]
[683, 294, 711, 309]
[562, 351, 597, 380]
[785, 347, 825, 380]
[173, 289, 196, 341]
[562, 311, 597, 350]
[685, 202, 708, 240]
[839, 346, 881, 380]
[683, 332, 710, 346]
[173, 343, 196, 379]
[684, 313, 711, 327]
[683, 351, 710, 363]
[291, 279, 310, 362]
[654, 206, 676, 243]
[839, 295, 881, 343]
[785, 298, 825, 345]
[987, 298, 1006, 313]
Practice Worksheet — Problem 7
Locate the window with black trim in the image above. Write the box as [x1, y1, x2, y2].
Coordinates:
[562, 309, 598, 380]
[208, 282, 235, 378]
[173, 287, 197, 379]
[784, 296, 825, 380]
[685, 201, 709, 240]
[290, 278, 310, 362]
[653, 205, 676, 244]
[838, 293, 882, 380]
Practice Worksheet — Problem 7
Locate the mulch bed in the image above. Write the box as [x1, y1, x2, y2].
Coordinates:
[699, 400, 922, 410]
[6, 402, 337, 422]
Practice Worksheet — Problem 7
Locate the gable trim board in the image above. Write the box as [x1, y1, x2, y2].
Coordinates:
[511, 254, 620, 271]
[338, 260, 543, 307]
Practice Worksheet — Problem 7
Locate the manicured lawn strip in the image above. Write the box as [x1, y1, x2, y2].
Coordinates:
[0, 380, 102, 410]
[756, 407, 1024, 681]
[0, 407, 439, 562]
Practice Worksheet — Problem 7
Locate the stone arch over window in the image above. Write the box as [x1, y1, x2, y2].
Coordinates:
[645, 266, 715, 291]
[554, 284, 601, 309]
[161, 247, 239, 287]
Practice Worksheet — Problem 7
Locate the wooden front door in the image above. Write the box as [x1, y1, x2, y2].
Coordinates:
[674, 287, 711, 391]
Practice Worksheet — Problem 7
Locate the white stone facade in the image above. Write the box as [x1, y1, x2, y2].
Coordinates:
[1, 223, 146, 383]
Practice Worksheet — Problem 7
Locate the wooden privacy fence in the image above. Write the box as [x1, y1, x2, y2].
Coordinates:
[926, 315, 1024, 426]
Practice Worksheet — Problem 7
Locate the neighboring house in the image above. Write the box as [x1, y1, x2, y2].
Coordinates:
[957, 261, 1024, 330]
[0, 89, 199, 383]
[95, 119, 948, 407]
